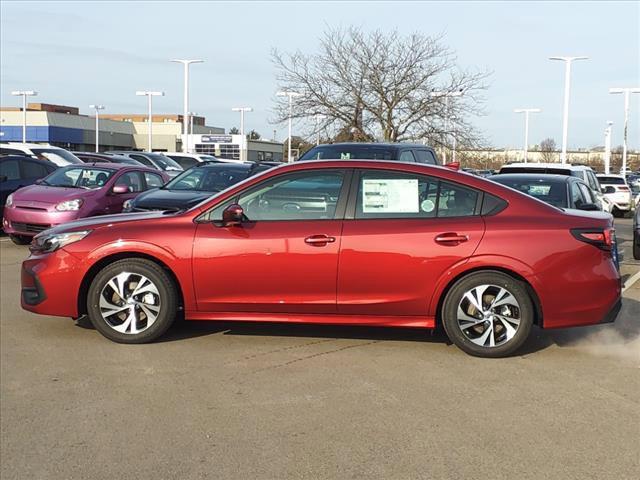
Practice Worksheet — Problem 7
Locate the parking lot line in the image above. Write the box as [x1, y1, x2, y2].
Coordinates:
[622, 269, 640, 292]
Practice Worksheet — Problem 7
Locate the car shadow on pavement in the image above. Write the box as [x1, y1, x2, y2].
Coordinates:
[76, 298, 639, 358]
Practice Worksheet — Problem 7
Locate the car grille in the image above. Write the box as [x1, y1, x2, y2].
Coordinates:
[10, 222, 50, 234]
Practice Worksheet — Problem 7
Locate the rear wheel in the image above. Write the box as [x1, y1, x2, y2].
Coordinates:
[9, 234, 31, 245]
[442, 271, 534, 358]
[86, 258, 178, 343]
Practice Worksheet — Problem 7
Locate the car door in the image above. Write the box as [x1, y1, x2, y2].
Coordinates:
[104, 171, 144, 214]
[337, 169, 485, 316]
[0, 159, 23, 213]
[192, 169, 351, 314]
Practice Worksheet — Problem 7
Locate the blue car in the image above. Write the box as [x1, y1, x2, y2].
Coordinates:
[0, 155, 58, 223]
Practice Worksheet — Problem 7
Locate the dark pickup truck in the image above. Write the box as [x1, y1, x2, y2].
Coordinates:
[298, 142, 440, 165]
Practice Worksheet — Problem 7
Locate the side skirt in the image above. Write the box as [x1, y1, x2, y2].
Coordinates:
[184, 311, 435, 328]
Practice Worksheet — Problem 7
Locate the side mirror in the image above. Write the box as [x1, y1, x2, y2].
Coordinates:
[34, 178, 44, 185]
[222, 204, 244, 227]
[444, 161, 460, 171]
[578, 203, 600, 211]
[112, 184, 129, 194]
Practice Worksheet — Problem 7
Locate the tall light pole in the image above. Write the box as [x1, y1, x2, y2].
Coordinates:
[136, 91, 164, 152]
[188, 111, 197, 153]
[609, 87, 640, 174]
[604, 121, 613, 175]
[89, 104, 105, 152]
[430, 89, 463, 164]
[549, 56, 588, 164]
[514, 108, 541, 163]
[10, 90, 37, 143]
[231, 107, 253, 162]
[315, 114, 326, 146]
[170, 59, 204, 152]
[277, 91, 301, 162]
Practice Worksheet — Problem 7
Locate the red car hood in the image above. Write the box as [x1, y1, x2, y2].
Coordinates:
[41, 211, 173, 236]
[12, 185, 98, 205]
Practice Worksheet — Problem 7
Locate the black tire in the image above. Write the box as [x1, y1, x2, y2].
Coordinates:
[86, 258, 178, 344]
[633, 231, 640, 261]
[612, 208, 622, 218]
[9, 234, 31, 245]
[441, 271, 534, 358]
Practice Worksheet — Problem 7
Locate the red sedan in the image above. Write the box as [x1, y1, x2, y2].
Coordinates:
[20, 160, 621, 357]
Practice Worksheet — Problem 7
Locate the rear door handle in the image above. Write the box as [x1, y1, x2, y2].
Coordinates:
[435, 232, 469, 245]
[305, 234, 336, 246]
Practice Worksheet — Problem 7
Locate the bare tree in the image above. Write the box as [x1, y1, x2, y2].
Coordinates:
[539, 138, 557, 163]
[272, 27, 490, 147]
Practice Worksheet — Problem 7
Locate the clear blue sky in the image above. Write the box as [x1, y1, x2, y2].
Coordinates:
[1, 1, 638, 149]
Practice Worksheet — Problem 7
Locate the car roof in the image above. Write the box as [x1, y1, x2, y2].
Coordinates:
[5, 142, 60, 149]
[489, 173, 575, 183]
[193, 162, 253, 170]
[597, 174, 625, 178]
[314, 142, 434, 149]
[501, 162, 592, 171]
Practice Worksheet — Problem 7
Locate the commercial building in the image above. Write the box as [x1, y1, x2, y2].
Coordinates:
[187, 133, 284, 162]
[0, 103, 224, 152]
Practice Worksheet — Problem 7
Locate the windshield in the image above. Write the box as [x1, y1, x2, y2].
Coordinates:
[32, 148, 83, 165]
[145, 153, 183, 171]
[598, 176, 626, 185]
[299, 145, 397, 161]
[43, 167, 114, 189]
[491, 177, 568, 208]
[164, 167, 249, 192]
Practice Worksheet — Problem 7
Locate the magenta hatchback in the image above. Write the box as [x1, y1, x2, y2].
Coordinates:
[3, 163, 168, 244]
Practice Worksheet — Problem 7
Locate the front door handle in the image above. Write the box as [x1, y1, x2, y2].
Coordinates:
[305, 235, 336, 246]
[435, 232, 469, 245]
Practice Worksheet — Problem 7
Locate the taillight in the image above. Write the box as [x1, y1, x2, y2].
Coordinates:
[618, 186, 629, 191]
[571, 227, 614, 251]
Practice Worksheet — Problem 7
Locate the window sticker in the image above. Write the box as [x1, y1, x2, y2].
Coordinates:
[421, 199, 435, 213]
[362, 178, 419, 213]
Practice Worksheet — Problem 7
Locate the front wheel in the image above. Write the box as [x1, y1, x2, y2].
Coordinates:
[86, 258, 178, 343]
[441, 271, 534, 358]
[9, 234, 31, 245]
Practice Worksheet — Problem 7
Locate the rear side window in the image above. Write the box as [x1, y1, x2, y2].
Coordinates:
[578, 183, 595, 204]
[0, 160, 20, 180]
[22, 161, 49, 179]
[354, 170, 479, 219]
[398, 150, 416, 163]
[130, 155, 154, 167]
[414, 149, 437, 165]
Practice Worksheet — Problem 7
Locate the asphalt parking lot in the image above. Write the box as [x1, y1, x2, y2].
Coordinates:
[1, 219, 638, 480]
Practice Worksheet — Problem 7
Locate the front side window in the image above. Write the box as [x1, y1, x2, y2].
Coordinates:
[207, 171, 345, 221]
[414, 149, 437, 165]
[355, 170, 479, 219]
[43, 167, 114, 189]
[144, 172, 164, 189]
[22, 161, 49, 179]
[115, 172, 143, 192]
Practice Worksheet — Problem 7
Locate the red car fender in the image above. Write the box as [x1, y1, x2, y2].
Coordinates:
[427, 254, 542, 318]
[80, 240, 197, 311]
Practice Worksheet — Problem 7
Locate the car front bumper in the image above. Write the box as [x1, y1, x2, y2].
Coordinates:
[3, 206, 81, 237]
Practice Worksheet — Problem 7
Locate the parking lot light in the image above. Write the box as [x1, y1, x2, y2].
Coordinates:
[514, 108, 542, 163]
[549, 56, 589, 164]
[89, 105, 105, 152]
[604, 121, 613, 174]
[609, 87, 640, 175]
[10, 90, 38, 143]
[277, 91, 302, 162]
[136, 91, 164, 152]
[231, 107, 253, 162]
[430, 89, 464, 164]
[171, 59, 204, 153]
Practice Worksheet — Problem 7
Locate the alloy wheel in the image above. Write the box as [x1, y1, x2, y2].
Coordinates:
[456, 284, 522, 348]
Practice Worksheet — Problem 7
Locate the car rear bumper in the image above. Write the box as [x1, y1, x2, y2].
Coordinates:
[21, 249, 83, 318]
[3, 206, 80, 236]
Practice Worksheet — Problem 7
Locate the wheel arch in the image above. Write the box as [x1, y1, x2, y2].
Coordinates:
[77, 252, 185, 318]
[434, 266, 544, 328]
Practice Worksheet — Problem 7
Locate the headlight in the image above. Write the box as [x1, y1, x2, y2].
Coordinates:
[55, 199, 83, 211]
[122, 199, 133, 212]
[30, 230, 91, 254]
[5, 194, 13, 207]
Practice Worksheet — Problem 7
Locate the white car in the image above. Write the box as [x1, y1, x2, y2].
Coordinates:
[498, 163, 608, 212]
[597, 174, 633, 217]
[161, 152, 242, 170]
[0, 142, 83, 166]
